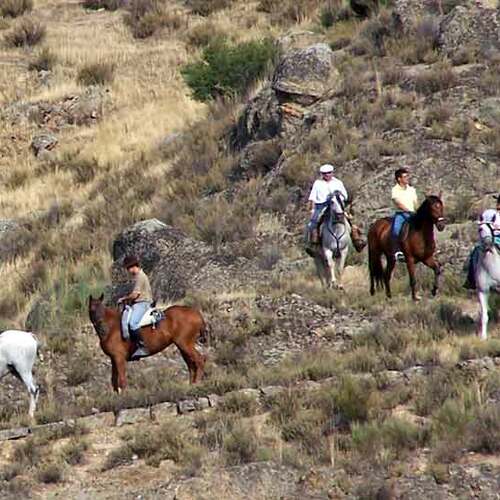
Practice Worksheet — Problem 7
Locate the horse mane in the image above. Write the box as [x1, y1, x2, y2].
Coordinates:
[410, 195, 441, 230]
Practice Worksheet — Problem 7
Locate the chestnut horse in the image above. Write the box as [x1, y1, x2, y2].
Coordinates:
[88, 295, 206, 392]
[368, 195, 446, 301]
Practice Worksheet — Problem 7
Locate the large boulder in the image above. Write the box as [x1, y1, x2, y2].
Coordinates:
[111, 219, 250, 303]
[272, 43, 341, 105]
[438, 5, 500, 56]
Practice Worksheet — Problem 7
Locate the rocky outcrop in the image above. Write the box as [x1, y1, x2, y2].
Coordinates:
[6, 86, 111, 131]
[439, 5, 500, 56]
[237, 140, 282, 178]
[232, 86, 282, 149]
[272, 43, 341, 105]
[111, 219, 258, 302]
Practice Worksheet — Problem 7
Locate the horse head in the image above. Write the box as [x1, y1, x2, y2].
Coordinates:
[88, 294, 110, 338]
[328, 191, 346, 222]
[425, 194, 446, 231]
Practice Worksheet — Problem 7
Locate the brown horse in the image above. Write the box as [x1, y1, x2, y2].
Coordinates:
[88, 295, 206, 392]
[368, 195, 446, 301]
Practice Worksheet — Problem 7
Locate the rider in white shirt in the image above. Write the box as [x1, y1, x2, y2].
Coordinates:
[306, 163, 365, 252]
[464, 194, 500, 289]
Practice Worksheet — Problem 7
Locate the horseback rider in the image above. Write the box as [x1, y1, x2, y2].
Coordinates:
[306, 163, 366, 253]
[464, 194, 500, 289]
[391, 167, 418, 262]
[117, 255, 153, 360]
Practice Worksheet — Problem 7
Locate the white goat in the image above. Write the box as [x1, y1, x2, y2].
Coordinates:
[0, 330, 40, 419]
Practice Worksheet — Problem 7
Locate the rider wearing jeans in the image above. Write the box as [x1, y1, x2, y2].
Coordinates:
[118, 255, 153, 360]
[306, 163, 366, 252]
[391, 167, 418, 261]
[464, 194, 500, 289]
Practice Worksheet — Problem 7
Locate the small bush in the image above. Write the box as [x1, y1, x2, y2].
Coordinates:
[102, 445, 133, 471]
[4, 17, 46, 47]
[220, 392, 259, 417]
[28, 47, 57, 71]
[59, 439, 88, 468]
[12, 438, 41, 467]
[182, 38, 277, 101]
[37, 461, 64, 484]
[187, 0, 234, 16]
[223, 423, 259, 465]
[124, 0, 183, 38]
[186, 22, 225, 48]
[77, 62, 115, 86]
[82, 0, 124, 10]
[465, 403, 500, 453]
[414, 61, 457, 95]
[0, 0, 32, 17]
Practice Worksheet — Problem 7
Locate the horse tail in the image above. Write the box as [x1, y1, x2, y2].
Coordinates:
[368, 224, 385, 292]
[198, 318, 211, 347]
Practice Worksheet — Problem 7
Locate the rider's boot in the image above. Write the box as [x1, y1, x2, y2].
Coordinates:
[351, 225, 367, 252]
[130, 331, 149, 361]
[391, 237, 405, 262]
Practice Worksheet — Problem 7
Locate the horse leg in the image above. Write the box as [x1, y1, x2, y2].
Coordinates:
[423, 256, 442, 297]
[478, 290, 489, 340]
[336, 247, 348, 290]
[111, 359, 118, 392]
[314, 256, 327, 288]
[18, 368, 39, 419]
[176, 341, 205, 384]
[115, 358, 128, 393]
[384, 254, 396, 299]
[406, 257, 420, 301]
[323, 249, 336, 288]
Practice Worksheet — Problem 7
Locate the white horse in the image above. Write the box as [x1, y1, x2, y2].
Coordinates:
[0, 330, 40, 418]
[476, 223, 500, 340]
[315, 191, 351, 289]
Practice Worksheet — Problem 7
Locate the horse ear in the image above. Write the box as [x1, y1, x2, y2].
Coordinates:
[89, 294, 93, 303]
[99, 293, 104, 301]
[438, 190, 443, 200]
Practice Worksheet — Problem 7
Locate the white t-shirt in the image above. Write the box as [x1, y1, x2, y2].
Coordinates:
[479, 209, 500, 234]
[308, 177, 348, 204]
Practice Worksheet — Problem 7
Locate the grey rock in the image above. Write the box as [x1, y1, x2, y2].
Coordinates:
[78, 412, 115, 429]
[31, 133, 58, 157]
[177, 399, 197, 414]
[439, 5, 500, 57]
[0, 426, 31, 441]
[115, 407, 151, 426]
[111, 218, 254, 302]
[260, 385, 286, 398]
[478, 97, 500, 128]
[227, 388, 261, 400]
[151, 401, 178, 420]
[207, 393, 222, 408]
[272, 44, 341, 105]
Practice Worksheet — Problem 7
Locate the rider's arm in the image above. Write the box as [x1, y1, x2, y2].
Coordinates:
[308, 181, 319, 213]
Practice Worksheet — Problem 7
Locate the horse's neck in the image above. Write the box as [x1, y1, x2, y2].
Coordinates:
[411, 217, 434, 242]
[103, 309, 121, 340]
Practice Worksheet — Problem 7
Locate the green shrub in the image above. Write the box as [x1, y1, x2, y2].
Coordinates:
[4, 17, 46, 47]
[465, 403, 500, 453]
[77, 62, 115, 86]
[182, 38, 277, 101]
[0, 0, 32, 17]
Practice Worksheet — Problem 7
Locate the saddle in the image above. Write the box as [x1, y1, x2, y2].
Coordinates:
[138, 306, 165, 329]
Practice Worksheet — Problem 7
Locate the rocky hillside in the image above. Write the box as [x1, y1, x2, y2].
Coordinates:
[1, 0, 500, 498]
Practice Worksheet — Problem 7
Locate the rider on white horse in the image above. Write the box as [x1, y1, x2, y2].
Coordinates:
[306, 163, 365, 254]
[464, 194, 500, 290]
